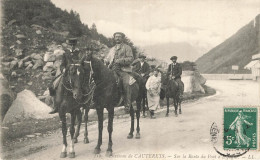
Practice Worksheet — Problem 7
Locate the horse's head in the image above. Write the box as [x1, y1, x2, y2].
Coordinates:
[65, 56, 88, 100]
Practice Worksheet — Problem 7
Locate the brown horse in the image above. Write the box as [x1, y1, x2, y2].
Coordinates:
[82, 51, 144, 156]
[53, 55, 94, 158]
[161, 73, 182, 116]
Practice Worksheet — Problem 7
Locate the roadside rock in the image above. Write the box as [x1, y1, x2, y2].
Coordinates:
[36, 30, 42, 34]
[32, 54, 42, 60]
[32, 59, 44, 69]
[3, 89, 55, 124]
[15, 49, 24, 58]
[25, 63, 33, 70]
[15, 34, 26, 39]
[10, 60, 18, 70]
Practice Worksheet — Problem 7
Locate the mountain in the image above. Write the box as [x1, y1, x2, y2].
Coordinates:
[143, 42, 208, 63]
[195, 14, 260, 74]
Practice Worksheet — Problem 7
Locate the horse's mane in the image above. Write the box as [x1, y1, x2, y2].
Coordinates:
[91, 57, 115, 83]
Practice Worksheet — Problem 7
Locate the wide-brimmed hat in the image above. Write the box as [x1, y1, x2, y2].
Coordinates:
[170, 56, 177, 60]
[67, 38, 77, 45]
[139, 55, 146, 59]
[113, 32, 125, 38]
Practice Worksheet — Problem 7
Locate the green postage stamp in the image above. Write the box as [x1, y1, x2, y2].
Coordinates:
[224, 107, 258, 150]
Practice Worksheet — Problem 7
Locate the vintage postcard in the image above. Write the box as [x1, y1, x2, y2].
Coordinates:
[1, 0, 260, 160]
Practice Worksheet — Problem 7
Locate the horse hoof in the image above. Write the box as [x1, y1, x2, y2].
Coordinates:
[94, 148, 101, 154]
[165, 114, 169, 117]
[135, 133, 141, 139]
[73, 138, 78, 143]
[84, 138, 89, 144]
[127, 134, 133, 139]
[179, 110, 182, 114]
[106, 150, 113, 157]
[68, 152, 75, 158]
[60, 152, 67, 158]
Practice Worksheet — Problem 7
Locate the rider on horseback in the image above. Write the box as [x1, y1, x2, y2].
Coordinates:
[105, 32, 140, 111]
[166, 56, 184, 98]
[49, 38, 84, 114]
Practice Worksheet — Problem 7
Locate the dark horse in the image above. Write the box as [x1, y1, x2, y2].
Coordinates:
[80, 52, 144, 156]
[161, 73, 182, 117]
[52, 55, 94, 158]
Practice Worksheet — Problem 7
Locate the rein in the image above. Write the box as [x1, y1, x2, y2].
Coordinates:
[62, 62, 96, 105]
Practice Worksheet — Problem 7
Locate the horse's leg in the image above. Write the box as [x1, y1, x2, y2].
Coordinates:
[73, 108, 82, 143]
[174, 97, 178, 117]
[94, 108, 103, 154]
[142, 95, 146, 117]
[179, 96, 182, 114]
[166, 97, 169, 117]
[106, 107, 114, 157]
[68, 111, 76, 158]
[59, 108, 67, 158]
[135, 102, 141, 139]
[127, 106, 134, 139]
[84, 108, 90, 144]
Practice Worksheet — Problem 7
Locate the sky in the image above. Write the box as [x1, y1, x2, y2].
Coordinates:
[51, 0, 260, 51]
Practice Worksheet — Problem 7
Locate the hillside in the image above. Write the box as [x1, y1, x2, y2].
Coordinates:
[195, 14, 260, 74]
[143, 42, 206, 63]
[0, 0, 138, 97]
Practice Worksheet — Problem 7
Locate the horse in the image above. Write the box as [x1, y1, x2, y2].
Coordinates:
[82, 51, 144, 156]
[162, 73, 182, 116]
[52, 55, 94, 158]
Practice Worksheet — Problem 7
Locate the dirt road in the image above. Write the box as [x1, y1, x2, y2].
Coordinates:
[10, 80, 260, 160]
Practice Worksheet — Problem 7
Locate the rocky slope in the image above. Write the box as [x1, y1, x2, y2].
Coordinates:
[196, 14, 260, 74]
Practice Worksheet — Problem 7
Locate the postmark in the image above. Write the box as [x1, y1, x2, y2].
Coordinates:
[223, 107, 258, 150]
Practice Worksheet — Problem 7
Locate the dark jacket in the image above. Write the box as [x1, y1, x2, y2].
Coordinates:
[60, 48, 83, 71]
[133, 61, 150, 79]
[166, 63, 182, 79]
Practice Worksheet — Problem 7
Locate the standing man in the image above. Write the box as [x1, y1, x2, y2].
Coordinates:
[166, 56, 184, 98]
[49, 38, 82, 114]
[132, 55, 150, 116]
[132, 55, 150, 82]
[104, 32, 135, 111]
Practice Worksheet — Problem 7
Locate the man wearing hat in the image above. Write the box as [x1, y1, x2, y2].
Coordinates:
[166, 56, 184, 98]
[132, 55, 150, 81]
[49, 38, 83, 114]
[105, 32, 137, 111]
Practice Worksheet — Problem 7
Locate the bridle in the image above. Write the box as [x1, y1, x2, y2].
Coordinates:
[62, 61, 96, 105]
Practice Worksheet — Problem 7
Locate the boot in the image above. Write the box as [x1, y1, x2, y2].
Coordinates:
[49, 86, 56, 96]
[150, 110, 156, 119]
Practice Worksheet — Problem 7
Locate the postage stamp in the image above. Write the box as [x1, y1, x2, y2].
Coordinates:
[223, 107, 258, 150]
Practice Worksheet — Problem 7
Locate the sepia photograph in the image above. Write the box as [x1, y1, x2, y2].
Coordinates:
[1, 0, 260, 159]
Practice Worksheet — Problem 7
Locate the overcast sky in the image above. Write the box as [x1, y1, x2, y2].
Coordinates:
[51, 0, 259, 50]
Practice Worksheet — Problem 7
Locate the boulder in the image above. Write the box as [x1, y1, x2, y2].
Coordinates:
[15, 34, 26, 39]
[16, 40, 22, 44]
[36, 30, 42, 34]
[47, 54, 56, 62]
[3, 89, 55, 124]
[15, 49, 24, 58]
[1, 74, 16, 121]
[2, 57, 15, 62]
[24, 61, 32, 67]
[44, 52, 52, 62]
[10, 60, 18, 70]
[32, 59, 44, 69]
[32, 54, 42, 60]
[7, 19, 16, 26]
[182, 71, 206, 93]
[25, 63, 33, 70]
[30, 53, 36, 59]
[22, 56, 31, 62]
[11, 71, 17, 77]
[2, 62, 10, 68]
[18, 60, 24, 68]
